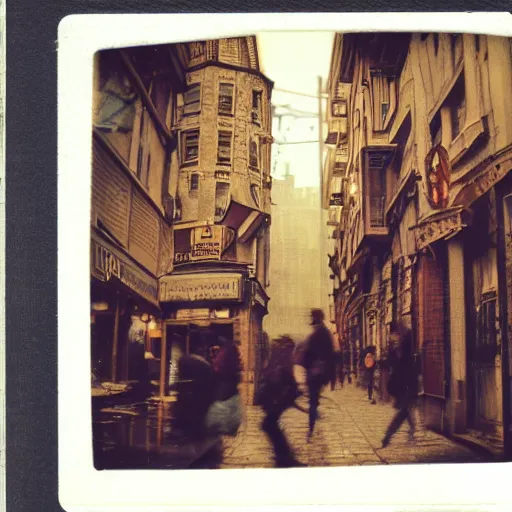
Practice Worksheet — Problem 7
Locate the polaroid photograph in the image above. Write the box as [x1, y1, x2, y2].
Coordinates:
[58, 12, 512, 511]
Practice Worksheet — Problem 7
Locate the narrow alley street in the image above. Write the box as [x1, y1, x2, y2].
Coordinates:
[220, 385, 484, 468]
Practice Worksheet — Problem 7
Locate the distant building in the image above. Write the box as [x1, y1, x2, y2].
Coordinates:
[265, 171, 332, 342]
[325, 33, 512, 455]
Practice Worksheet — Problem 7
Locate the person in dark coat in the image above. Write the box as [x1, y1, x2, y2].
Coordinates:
[258, 336, 304, 468]
[302, 309, 335, 441]
[381, 326, 419, 447]
[211, 339, 242, 402]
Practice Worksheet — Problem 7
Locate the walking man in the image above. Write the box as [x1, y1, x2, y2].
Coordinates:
[303, 309, 334, 441]
[258, 336, 304, 468]
[382, 326, 419, 448]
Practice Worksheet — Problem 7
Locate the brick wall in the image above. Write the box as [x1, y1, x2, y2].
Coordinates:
[417, 250, 447, 399]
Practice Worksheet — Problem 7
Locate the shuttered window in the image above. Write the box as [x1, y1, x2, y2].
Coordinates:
[183, 84, 200, 115]
[182, 130, 199, 163]
[217, 131, 232, 164]
[218, 83, 234, 115]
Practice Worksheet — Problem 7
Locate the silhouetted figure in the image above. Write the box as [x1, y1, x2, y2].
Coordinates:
[173, 353, 216, 439]
[382, 327, 419, 448]
[258, 336, 304, 468]
[303, 309, 334, 441]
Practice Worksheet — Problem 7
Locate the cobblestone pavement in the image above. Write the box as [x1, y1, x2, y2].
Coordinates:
[219, 384, 485, 468]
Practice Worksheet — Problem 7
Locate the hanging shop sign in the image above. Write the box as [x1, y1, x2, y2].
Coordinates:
[412, 206, 466, 251]
[425, 145, 451, 209]
[174, 225, 235, 264]
[159, 273, 243, 303]
[91, 234, 159, 307]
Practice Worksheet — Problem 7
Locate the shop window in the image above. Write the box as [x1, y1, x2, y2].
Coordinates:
[189, 173, 199, 192]
[217, 131, 232, 164]
[181, 129, 199, 164]
[215, 182, 230, 220]
[218, 83, 234, 115]
[183, 84, 201, 115]
[249, 139, 259, 168]
[252, 90, 262, 125]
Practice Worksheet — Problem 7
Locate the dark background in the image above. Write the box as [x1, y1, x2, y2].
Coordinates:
[7, 1, 512, 511]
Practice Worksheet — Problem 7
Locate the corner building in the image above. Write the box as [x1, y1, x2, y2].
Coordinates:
[159, 38, 274, 405]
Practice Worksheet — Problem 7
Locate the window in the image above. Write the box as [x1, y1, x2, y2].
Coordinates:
[430, 111, 442, 147]
[250, 184, 260, 208]
[252, 90, 262, 124]
[190, 173, 199, 192]
[215, 182, 230, 220]
[363, 148, 393, 230]
[371, 73, 394, 131]
[448, 75, 466, 140]
[218, 83, 234, 115]
[249, 140, 259, 168]
[217, 131, 232, 164]
[183, 84, 200, 115]
[182, 130, 199, 164]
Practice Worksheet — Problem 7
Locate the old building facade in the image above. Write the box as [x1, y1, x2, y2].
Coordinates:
[325, 32, 512, 455]
[91, 37, 273, 406]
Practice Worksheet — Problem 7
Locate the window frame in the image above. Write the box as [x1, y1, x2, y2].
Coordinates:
[217, 130, 233, 165]
[249, 139, 259, 169]
[183, 83, 201, 116]
[181, 129, 200, 165]
[189, 172, 200, 194]
[251, 90, 263, 126]
[218, 82, 235, 115]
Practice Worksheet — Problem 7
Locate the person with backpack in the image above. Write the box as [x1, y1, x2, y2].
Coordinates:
[257, 336, 305, 468]
[382, 326, 419, 448]
[302, 309, 335, 441]
[363, 346, 377, 404]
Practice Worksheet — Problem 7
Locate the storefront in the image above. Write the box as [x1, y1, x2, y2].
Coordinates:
[158, 270, 268, 405]
[91, 230, 160, 386]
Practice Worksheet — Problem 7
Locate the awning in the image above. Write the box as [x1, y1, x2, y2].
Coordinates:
[220, 200, 269, 244]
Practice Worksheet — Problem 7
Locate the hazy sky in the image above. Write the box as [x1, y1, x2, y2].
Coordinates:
[257, 32, 335, 188]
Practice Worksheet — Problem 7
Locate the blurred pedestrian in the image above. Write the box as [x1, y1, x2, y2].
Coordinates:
[257, 336, 304, 468]
[363, 345, 377, 404]
[382, 326, 419, 448]
[205, 339, 244, 436]
[303, 309, 335, 441]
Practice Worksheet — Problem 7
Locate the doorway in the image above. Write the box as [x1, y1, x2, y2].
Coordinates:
[162, 321, 235, 392]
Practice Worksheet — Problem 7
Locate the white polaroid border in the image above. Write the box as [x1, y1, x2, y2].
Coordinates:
[58, 12, 512, 512]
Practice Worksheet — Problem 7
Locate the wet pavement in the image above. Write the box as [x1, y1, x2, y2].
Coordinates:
[220, 384, 486, 468]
